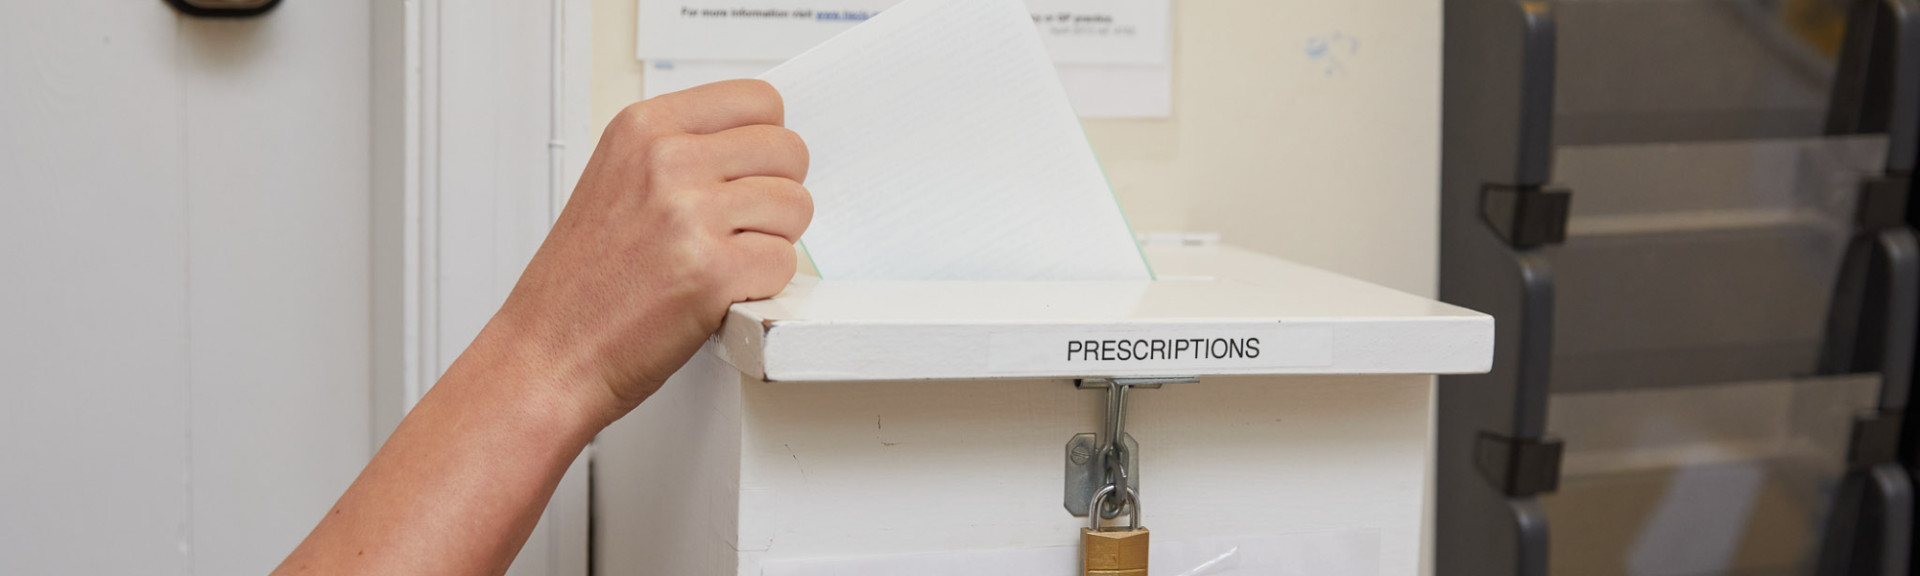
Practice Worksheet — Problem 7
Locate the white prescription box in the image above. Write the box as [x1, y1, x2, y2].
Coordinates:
[595, 244, 1493, 575]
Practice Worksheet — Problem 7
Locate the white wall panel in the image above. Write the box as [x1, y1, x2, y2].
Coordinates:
[1, 2, 373, 574]
[397, 1, 594, 575]
[178, 4, 373, 574]
[0, 2, 192, 574]
[433, 0, 559, 374]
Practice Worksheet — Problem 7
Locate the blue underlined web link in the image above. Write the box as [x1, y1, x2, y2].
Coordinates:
[814, 10, 876, 21]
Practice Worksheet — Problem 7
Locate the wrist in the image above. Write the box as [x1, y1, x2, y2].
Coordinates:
[448, 315, 625, 445]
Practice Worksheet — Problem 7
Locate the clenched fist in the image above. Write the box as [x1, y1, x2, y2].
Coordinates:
[274, 80, 811, 576]
[486, 79, 812, 424]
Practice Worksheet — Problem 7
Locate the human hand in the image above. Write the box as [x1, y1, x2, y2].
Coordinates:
[479, 79, 811, 426]
[274, 80, 808, 576]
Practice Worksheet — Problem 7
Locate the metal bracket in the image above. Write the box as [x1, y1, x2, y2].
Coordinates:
[1065, 377, 1195, 517]
[1066, 432, 1137, 518]
[1481, 184, 1571, 249]
[1074, 377, 1195, 390]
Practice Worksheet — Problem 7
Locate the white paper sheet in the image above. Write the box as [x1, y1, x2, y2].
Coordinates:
[758, 0, 1152, 281]
[758, 530, 1381, 576]
[645, 60, 1171, 119]
[638, 0, 1169, 65]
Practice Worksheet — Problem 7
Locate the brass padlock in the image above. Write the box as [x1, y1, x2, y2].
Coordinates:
[1083, 486, 1148, 576]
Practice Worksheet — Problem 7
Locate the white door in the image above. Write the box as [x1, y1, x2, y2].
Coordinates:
[1, 1, 373, 574]
[0, 1, 588, 574]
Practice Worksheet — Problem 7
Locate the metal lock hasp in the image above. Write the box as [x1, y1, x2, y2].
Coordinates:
[1068, 377, 1193, 518]
[1082, 486, 1149, 576]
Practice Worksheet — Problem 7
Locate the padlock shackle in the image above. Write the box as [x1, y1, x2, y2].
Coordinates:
[1087, 485, 1142, 531]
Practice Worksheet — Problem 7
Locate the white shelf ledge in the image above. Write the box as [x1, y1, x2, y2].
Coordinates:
[711, 244, 1493, 382]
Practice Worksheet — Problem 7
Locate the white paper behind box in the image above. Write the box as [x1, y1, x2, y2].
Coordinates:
[758, 0, 1151, 281]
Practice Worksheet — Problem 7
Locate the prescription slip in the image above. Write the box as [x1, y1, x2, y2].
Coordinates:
[758, 0, 1151, 282]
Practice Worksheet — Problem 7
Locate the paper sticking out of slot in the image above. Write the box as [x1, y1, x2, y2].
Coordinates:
[758, 0, 1152, 281]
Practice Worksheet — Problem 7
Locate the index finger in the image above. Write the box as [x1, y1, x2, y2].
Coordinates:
[645, 79, 784, 135]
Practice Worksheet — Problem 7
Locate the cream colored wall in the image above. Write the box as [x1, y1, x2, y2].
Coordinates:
[590, 0, 1439, 297]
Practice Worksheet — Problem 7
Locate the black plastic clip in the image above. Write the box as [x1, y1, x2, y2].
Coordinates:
[1856, 175, 1911, 232]
[1475, 432, 1564, 497]
[1481, 184, 1570, 249]
[1849, 409, 1906, 468]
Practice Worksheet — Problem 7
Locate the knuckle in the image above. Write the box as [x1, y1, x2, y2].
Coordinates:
[611, 102, 657, 138]
[682, 242, 724, 284]
[656, 220, 720, 275]
[645, 134, 701, 175]
[776, 128, 809, 179]
[734, 79, 784, 121]
[736, 250, 795, 301]
[662, 244, 721, 301]
[776, 127, 808, 157]
[762, 248, 799, 295]
[655, 188, 712, 231]
[773, 244, 798, 273]
[790, 183, 815, 225]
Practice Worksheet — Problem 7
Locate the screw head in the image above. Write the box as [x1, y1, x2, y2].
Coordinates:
[1070, 444, 1093, 465]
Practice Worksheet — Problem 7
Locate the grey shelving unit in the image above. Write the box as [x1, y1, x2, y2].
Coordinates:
[1438, 0, 1920, 575]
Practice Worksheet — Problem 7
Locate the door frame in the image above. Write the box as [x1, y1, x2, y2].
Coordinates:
[372, 0, 594, 574]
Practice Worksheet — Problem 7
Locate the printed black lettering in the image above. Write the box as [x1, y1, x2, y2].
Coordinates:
[1054, 335, 1273, 365]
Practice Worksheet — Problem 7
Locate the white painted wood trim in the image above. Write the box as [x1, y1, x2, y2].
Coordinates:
[373, 0, 594, 574]
[404, 0, 440, 414]
[377, 0, 595, 450]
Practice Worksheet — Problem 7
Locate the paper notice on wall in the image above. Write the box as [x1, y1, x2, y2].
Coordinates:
[1054, 63, 1171, 118]
[758, 0, 1151, 281]
[759, 530, 1381, 576]
[637, 0, 1172, 118]
[645, 60, 1171, 118]
[639, 0, 1168, 64]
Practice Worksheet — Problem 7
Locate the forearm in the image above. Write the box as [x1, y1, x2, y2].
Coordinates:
[274, 321, 608, 576]
[273, 79, 804, 575]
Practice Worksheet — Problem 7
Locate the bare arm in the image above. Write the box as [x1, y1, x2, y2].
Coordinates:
[273, 79, 811, 576]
